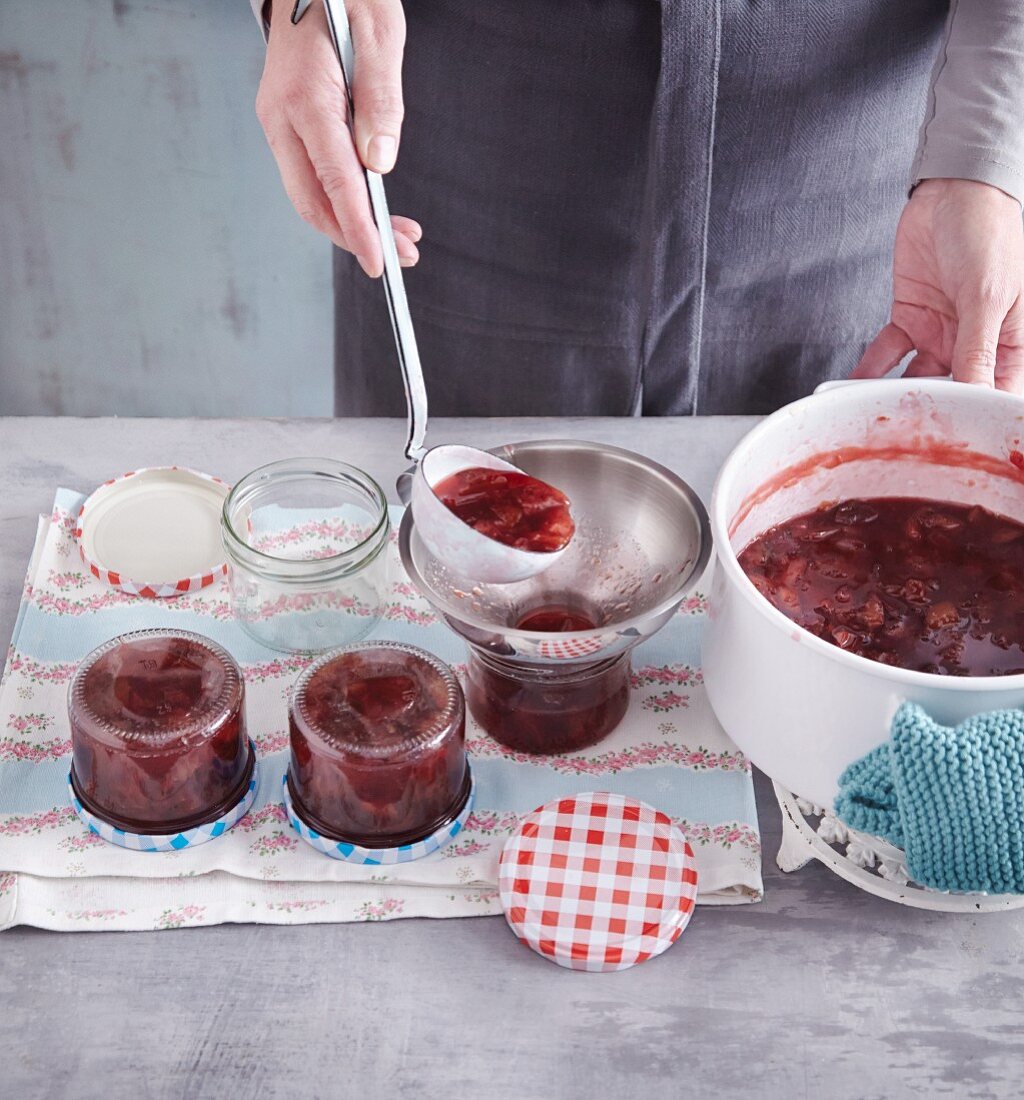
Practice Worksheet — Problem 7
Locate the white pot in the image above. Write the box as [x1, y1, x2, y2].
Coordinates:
[703, 379, 1024, 809]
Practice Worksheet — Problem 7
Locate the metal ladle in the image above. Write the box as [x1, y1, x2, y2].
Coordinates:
[293, 0, 569, 583]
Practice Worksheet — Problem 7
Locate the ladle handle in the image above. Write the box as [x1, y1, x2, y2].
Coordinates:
[314, 0, 429, 461]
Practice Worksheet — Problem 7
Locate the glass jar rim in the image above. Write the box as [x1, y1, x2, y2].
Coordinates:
[467, 644, 631, 681]
[221, 457, 390, 579]
[290, 641, 465, 761]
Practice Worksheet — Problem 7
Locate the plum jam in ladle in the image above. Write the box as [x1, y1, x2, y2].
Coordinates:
[300, 0, 573, 583]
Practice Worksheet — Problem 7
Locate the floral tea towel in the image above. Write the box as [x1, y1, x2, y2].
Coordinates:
[0, 491, 762, 932]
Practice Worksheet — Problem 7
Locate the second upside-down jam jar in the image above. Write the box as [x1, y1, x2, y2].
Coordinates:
[287, 642, 470, 847]
[68, 629, 252, 833]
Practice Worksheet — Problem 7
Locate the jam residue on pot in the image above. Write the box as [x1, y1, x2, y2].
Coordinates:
[432, 466, 575, 553]
[69, 633, 250, 833]
[289, 645, 469, 846]
[738, 497, 1024, 676]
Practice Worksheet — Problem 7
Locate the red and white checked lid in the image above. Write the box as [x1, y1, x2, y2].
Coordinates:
[75, 467, 229, 599]
[498, 791, 698, 972]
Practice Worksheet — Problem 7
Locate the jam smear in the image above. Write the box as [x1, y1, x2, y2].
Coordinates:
[289, 645, 469, 846]
[70, 633, 250, 833]
[432, 466, 575, 553]
[738, 497, 1024, 676]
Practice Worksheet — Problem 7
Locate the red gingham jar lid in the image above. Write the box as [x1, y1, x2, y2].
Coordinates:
[498, 792, 698, 972]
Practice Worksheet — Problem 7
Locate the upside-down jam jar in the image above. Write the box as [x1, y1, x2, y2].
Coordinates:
[68, 630, 252, 833]
[287, 642, 470, 847]
[464, 604, 631, 755]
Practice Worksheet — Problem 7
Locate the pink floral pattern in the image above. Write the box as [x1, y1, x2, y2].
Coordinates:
[678, 593, 708, 615]
[4, 653, 78, 687]
[157, 904, 206, 929]
[65, 908, 127, 921]
[0, 807, 77, 836]
[265, 899, 328, 913]
[680, 821, 761, 854]
[251, 518, 374, 559]
[442, 838, 489, 859]
[241, 655, 316, 684]
[253, 730, 289, 755]
[237, 803, 289, 832]
[382, 602, 437, 627]
[0, 712, 70, 763]
[242, 591, 378, 622]
[642, 691, 691, 713]
[466, 737, 748, 775]
[58, 831, 105, 852]
[46, 569, 90, 590]
[464, 810, 522, 835]
[249, 829, 299, 856]
[631, 664, 703, 688]
[0, 708, 69, 761]
[356, 897, 405, 921]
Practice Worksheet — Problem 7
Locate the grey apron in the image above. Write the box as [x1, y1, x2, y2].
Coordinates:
[333, 0, 949, 416]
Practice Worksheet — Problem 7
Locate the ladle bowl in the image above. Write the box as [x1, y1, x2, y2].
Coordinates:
[409, 444, 572, 585]
[399, 439, 711, 665]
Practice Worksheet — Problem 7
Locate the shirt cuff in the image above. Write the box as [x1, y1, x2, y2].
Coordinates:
[912, 139, 1024, 206]
[251, 0, 270, 42]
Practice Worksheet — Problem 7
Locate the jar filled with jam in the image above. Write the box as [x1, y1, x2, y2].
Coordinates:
[464, 603, 631, 755]
[287, 642, 470, 847]
[68, 630, 252, 834]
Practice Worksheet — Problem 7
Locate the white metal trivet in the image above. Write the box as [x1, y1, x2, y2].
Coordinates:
[774, 783, 1024, 913]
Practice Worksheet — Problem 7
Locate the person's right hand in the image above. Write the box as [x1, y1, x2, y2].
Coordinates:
[255, 0, 419, 277]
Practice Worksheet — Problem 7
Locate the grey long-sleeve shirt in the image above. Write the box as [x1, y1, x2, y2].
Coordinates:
[253, 0, 1024, 202]
[911, 0, 1024, 201]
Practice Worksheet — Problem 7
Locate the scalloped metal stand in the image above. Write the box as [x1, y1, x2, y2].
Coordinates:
[774, 783, 1024, 913]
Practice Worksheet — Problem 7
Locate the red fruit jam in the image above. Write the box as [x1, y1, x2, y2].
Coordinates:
[464, 604, 630, 755]
[69, 631, 251, 833]
[738, 497, 1024, 676]
[432, 466, 575, 553]
[288, 643, 469, 846]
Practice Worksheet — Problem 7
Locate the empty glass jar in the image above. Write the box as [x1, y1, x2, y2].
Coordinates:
[222, 458, 390, 653]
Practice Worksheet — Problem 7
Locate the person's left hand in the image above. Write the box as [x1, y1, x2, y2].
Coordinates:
[853, 178, 1024, 393]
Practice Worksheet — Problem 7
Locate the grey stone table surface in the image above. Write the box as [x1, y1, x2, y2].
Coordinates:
[1, 416, 1023, 1100]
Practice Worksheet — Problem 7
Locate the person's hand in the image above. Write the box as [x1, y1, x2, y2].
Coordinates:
[255, 0, 419, 277]
[853, 178, 1024, 393]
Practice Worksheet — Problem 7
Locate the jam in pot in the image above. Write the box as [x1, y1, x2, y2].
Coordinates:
[464, 604, 630, 754]
[432, 466, 575, 553]
[288, 642, 470, 846]
[69, 630, 251, 833]
[738, 497, 1024, 675]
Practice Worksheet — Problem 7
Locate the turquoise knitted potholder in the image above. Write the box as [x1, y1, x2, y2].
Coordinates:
[835, 702, 1024, 895]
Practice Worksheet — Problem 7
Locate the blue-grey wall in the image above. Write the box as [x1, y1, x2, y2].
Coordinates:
[0, 0, 334, 416]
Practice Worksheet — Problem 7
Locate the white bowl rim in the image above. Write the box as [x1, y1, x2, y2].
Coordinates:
[710, 378, 1024, 691]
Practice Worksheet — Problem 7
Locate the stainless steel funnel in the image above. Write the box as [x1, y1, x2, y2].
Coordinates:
[399, 440, 711, 665]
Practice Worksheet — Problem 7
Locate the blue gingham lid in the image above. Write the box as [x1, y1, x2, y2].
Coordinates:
[68, 743, 260, 853]
[282, 767, 475, 865]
